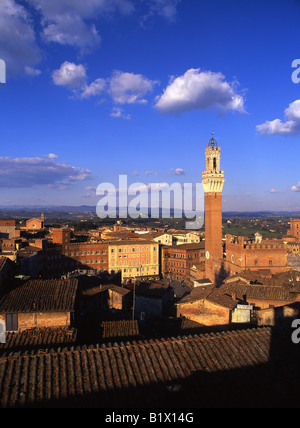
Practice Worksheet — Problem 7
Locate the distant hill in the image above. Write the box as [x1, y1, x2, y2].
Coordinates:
[0, 206, 299, 220]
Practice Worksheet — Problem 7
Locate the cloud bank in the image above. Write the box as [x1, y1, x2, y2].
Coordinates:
[0, 156, 91, 188]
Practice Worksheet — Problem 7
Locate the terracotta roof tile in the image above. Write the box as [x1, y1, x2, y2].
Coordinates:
[0, 279, 78, 313]
[1, 327, 294, 407]
[220, 283, 296, 303]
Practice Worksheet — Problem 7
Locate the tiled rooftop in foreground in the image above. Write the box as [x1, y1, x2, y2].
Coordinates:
[0, 279, 78, 313]
[0, 326, 299, 408]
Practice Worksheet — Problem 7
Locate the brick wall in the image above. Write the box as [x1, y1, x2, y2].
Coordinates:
[225, 235, 287, 276]
[205, 192, 223, 282]
[0, 312, 72, 331]
[257, 305, 300, 326]
[162, 245, 205, 284]
[67, 242, 109, 272]
[26, 219, 43, 231]
[176, 299, 230, 327]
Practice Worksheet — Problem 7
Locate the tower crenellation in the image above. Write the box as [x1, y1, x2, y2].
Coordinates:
[202, 137, 225, 193]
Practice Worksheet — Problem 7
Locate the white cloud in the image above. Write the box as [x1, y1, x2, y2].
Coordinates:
[24, 66, 42, 76]
[28, 0, 134, 19]
[0, 0, 181, 77]
[109, 71, 158, 104]
[168, 168, 186, 176]
[257, 100, 300, 136]
[52, 61, 87, 89]
[52, 64, 156, 118]
[291, 183, 300, 192]
[145, 171, 160, 176]
[0, 0, 41, 75]
[110, 107, 132, 120]
[144, 0, 181, 22]
[268, 188, 282, 193]
[43, 15, 101, 53]
[155, 68, 245, 114]
[28, 0, 134, 53]
[0, 156, 90, 188]
[81, 78, 106, 98]
[44, 153, 59, 159]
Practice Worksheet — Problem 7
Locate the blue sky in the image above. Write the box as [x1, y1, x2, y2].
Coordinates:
[0, 0, 300, 211]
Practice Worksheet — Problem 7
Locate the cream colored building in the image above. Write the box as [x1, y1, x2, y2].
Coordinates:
[153, 233, 175, 246]
[153, 232, 201, 246]
[108, 240, 160, 280]
[173, 232, 201, 245]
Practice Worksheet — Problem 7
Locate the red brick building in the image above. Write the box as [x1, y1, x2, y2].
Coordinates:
[0, 220, 18, 239]
[288, 219, 300, 241]
[66, 242, 109, 273]
[162, 243, 205, 285]
[52, 228, 72, 254]
[26, 214, 45, 231]
[285, 218, 300, 255]
[52, 228, 109, 273]
[225, 234, 288, 276]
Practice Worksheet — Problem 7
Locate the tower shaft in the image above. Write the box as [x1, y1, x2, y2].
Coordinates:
[202, 137, 225, 283]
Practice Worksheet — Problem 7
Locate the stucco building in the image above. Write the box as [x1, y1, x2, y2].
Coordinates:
[108, 240, 160, 281]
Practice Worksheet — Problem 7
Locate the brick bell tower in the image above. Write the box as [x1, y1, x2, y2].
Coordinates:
[202, 134, 225, 283]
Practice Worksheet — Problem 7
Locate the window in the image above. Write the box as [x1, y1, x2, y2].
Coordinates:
[6, 314, 18, 332]
[269, 260, 273, 266]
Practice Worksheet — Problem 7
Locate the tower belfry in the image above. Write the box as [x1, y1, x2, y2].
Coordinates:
[202, 134, 225, 282]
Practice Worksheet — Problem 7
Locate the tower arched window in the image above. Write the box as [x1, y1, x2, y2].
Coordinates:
[213, 158, 217, 171]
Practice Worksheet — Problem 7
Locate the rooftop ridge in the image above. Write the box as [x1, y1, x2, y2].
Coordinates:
[0, 326, 272, 359]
